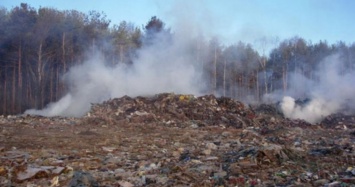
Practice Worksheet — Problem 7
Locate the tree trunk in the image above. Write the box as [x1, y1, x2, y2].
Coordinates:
[223, 59, 226, 97]
[256, 70, 259, 102]
[234, 75, 238, 99]
[56, 65, 59, 101]
[41, 78, 45, 108]
[27, 69, 34, 107]
[17, 44, 22, 113]
[238, 75, 242, 99]
[18, 45, 22, 88]
[196, 40, 200, 64]
[212, 47, 217, 95]
[119, 44, 124, 63]
[62, 32, 66, 73]
[259, 57, 268, 95]
[92, 38, 96, 51]
[35, 42, 43, 108]
[3, 71, 7, 115]
[282, 63, 288, 92]
[263, 69, 268, 95]
[26, 69, 30, 107]
[12, 68, 16, 113]
[50, 66, 54, 102]
[38, 42, 43, 85]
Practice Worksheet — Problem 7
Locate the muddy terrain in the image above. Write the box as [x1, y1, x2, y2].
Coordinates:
[0, 93, 354, 186]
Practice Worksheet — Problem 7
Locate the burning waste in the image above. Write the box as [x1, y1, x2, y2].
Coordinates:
[2, 93, 355, 186]
[1, 2, 355, 186]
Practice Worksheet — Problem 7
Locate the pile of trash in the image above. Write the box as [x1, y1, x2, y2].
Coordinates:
[0, 93, 355, 186]
[320, 113, 355, 129]
[87, 93, 256, 128]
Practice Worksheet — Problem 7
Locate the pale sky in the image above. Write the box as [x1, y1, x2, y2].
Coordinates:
[2, 0, 355, 50]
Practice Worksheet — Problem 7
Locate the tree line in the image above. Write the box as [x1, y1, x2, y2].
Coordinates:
[0, 3, 354, 115]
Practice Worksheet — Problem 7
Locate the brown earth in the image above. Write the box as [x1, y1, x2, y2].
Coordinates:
[0, 93, 354, 187]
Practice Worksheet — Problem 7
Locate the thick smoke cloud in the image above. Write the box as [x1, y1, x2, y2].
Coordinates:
[23, 2, 355, 122]
[25, 31, 203, 117]
[278, 54, 355, 123]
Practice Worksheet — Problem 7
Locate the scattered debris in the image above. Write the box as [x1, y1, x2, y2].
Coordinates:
[68, 171, 99, 187]
[321, 113, 355, 129]
[0, 93, 354, 186]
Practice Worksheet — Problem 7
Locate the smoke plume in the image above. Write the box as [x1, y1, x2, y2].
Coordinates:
[278, 54, 355, 123]
[25, 31, 204, 117]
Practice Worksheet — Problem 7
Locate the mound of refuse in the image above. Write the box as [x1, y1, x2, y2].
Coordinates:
[87, 93, 257, 128]
[1, 93, 355, 186]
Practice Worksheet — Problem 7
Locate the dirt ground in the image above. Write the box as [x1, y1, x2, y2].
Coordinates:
[1, 94, 355, 186]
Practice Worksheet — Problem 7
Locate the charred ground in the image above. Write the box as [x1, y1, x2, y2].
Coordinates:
[0, 93, 355, 186]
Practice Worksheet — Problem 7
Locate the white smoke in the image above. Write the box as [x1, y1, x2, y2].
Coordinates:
[25, 31, 204, 117]
[279, 54, 355, 123]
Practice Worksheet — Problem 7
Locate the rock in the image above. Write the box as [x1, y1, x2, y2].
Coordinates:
[294, 141, 301, 147]
[206, 142, 218, 150]
[16, 166, 65, 182]
[202, 149, 212, 155]
[346, 167, 355, 176]
[172, 151, 180, 158]
[143, 174, 157, 185]
[179, 150, 191, 161]
[258, 144, 290, 165]
[326, 181, 341, 187]
[156, 176, 169, 185]
[190, 123, 199, 128]
[340, 177, 355, 184]
[214, 171, 227, 178]
[117, 180, 134, 187]
[50, 176, 59, 187]
[68, 171, 99, 187]
[114, 168, 125, 173]
[309, 146, 343, 156]
[0, 166, 6, 176]
[313, 179, 329, 186]
[177, 147, 185, 153]
[229, 163, 242, 175]
[238, 160, 259, 174]
[221, 131, 232, 137]
[204, 156, 219, 161]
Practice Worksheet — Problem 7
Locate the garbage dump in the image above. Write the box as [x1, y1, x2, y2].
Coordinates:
[0, 93, 354, 186]
[87, 93, 254, 128]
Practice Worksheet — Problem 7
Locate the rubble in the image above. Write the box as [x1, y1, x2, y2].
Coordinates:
[320, 113, 355, 129]
[0, 93, 354, 186]
[86, 93, 253, 128]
